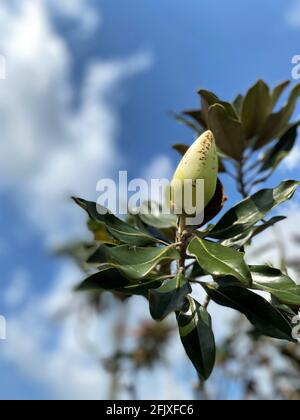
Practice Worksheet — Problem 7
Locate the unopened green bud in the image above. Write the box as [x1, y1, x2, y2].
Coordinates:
[170, 130, 218, 216]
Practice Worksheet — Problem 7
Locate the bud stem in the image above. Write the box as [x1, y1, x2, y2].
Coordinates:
[176, 216, 187, 280]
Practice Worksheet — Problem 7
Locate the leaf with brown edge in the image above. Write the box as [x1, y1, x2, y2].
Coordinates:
[197, 179, 227, 228]
[172, 144, 189, 156]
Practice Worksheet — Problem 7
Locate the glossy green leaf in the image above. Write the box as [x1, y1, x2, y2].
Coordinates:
[88, 244, 180, 280]
[241, 80, 272, 140]
[182, 109, 207, 129]
[129, 214, 173, 244]
[199, 90, 238, 121]
[177, 297, 216, 380]
[129, 208, 176, 242]
[87, 219, 117, 244]
[149, 273, 191, 321]
[208, 180, 300, 239]
[255, 83, 300, 149]
[76, 264, 131, 291]
[188, 237, 252, 286]
[272, 302, 298, 319]
[76, 265, 163, 295]
[198, 89, 220, 122]
[72, 197, 159, 246]
[220, 216, 286, 249]
[201, 283, 293, 341]
[250, 265, 300, 307]
[117, 280, 163, 296]
[173, 113, 203, 133]
[271, 80, 290, 108]
[260, 124, 298, 173]
[190, 262, 206, 279]
[139, 211, 178, 229]
[232, 94, 244, 116]
[255, 112, 286, 150]
[208, 103, 245, 161]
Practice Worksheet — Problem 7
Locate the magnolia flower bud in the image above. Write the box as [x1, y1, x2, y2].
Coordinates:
[169, 130, 218, 216]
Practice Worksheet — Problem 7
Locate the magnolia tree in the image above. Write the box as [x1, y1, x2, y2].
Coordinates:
[65, 80, 300, 398]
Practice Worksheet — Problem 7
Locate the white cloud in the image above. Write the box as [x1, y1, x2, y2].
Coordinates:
[143, 155, 174, 182]
[3, 268, 30, 308]
[46, 0, 101, 35]
[0, 0, 157, 400]
[0, 0, 151, 245]
[0, 0, 236, 402]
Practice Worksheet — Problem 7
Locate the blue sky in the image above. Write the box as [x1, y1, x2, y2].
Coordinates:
[0, 0, 299, 400]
